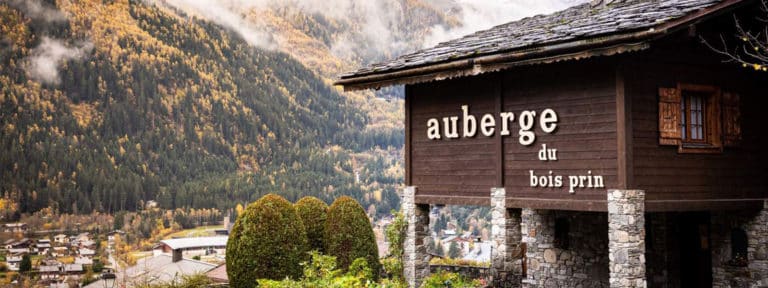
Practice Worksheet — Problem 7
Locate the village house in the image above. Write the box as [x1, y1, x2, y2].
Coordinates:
[78, 247, 96, 257]
[155, 236, 228, 259]
[36, 238, 52, 255]
[5, 238, 31, 255]
[74, 256, 93, 266]
[6, 254, 22, 271]
[2, 223, 27, 233]
[53, 234, 68, 244]
[51, 246, 69, 257]
[39, 265, 60, 281]
[83, 254, 217, 288]
[337, 0, 768, 287]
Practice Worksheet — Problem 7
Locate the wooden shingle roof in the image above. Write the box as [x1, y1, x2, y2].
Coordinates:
[336, 0, 745, 90]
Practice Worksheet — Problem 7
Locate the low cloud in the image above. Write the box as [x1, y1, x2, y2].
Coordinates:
[7, 0, 68, 23]
[423, 0, 588, 48]
[24, 37, 93, 85]
[156, 0, 277, 50]
[153, 0, 586, 63]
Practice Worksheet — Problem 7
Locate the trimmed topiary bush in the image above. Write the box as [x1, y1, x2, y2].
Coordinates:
[226, 194, 309, 287]
[295, 196, 328, 252]
[324, 196, 381, 279]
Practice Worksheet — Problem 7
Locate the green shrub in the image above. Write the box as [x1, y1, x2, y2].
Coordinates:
[420, 270, 482, 288]
[258, 251, 371, 288]
[382, 211, 406, 283]
[295, 196, 329, 252]
[324, 196, 381, 279]
[226, 194, 309, 287]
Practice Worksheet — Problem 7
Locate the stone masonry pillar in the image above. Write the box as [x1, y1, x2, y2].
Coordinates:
[490, 187, 522, 287]
[521, 208, 553, 288]
[402, 186, 430, 287]
[608, 189, 646, 288]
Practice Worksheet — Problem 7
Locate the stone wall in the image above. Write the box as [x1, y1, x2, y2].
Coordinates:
[522, 209, 609, 288]
[711, 201, 768, 288]
[608, 189, 646, 288]
[490, 188, 523, 287]
[403, 186, 430, 287]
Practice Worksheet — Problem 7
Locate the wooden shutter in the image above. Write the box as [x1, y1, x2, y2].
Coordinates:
[722, 92, 741, 147]
[706, 90, 722, 149]
[658, 87, 681, 145]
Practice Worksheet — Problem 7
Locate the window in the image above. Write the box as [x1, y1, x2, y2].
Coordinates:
[658, 84, 741, 153]
[681, 91, 707, 143]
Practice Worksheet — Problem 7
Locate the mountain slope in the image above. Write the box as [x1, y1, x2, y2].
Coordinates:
[0, 0, 402, 216]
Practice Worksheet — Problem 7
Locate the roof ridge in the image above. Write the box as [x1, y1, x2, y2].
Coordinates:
[337, 0, 739, 90]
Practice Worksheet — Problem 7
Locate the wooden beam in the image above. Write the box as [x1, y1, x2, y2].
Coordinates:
[495, 74, 504, 187]
[615, 63, 634, 189]
[505, 197, 608, 212]
[415, 195, 490, 206]
[405, 85, 413, 186]
[645, 199, 765, 212]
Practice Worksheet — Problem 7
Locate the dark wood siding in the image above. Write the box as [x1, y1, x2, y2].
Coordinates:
[405, 12, 768, 211]
[628, 32, 768, 211]
[407, 60, 619, 210]
[409, 74, 500, 205]
[502, 61, 617, 209]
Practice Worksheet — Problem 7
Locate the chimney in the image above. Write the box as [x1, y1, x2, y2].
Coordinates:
[172, 249, 182, 263]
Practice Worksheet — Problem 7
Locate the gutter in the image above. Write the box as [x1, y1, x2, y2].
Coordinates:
[334, 0, 745, 91]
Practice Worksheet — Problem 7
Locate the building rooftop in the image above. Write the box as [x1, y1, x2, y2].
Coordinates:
[336, 0, 744, 90]
[206, 264, 228, 283]
[159, 236, 228, 250]
[128, 255, 216, 283]
[83, 254, 217, 288]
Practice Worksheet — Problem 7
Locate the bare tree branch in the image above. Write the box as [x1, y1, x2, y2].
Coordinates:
[701, 0, 768, 71]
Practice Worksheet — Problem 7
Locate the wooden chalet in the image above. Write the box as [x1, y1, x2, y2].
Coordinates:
[337, 0, 768, 287]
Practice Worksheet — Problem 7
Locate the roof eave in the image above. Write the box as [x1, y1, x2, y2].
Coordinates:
[335, 0, 746, 91]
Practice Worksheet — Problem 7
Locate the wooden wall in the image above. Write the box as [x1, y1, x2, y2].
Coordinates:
[405, 6, 767, 211]
[627, 31, 768, 211]
[502, 62, 617, 211]
[407, 60, 618, 210]
[409, 74, 500, 206]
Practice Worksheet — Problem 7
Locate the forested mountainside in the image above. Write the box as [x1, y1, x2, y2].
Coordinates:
[0, 0, 405, 216]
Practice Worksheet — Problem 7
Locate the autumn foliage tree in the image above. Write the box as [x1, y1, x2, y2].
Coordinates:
[226, 194, 309, 287]
[324, 196, 380, 279]
[295, 196, 328, 252]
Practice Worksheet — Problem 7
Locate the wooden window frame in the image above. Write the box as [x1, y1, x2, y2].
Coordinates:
[677, 84, 722, 154]
[658, 83, 739, 154]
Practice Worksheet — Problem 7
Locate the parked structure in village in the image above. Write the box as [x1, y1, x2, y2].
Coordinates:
[338, 0, 768, 287]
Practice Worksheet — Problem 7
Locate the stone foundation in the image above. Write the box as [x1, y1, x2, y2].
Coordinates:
[608, 189, 646, 288]
[711, 200, 768, 288]
[403, 186, 430, 287]
[522, 208, 609, 288]
[490, 188, 522, 287]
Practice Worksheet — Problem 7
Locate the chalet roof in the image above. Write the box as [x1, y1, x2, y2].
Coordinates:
[39, 265, 60, 273]
[206, 264, 228, 283]
[160, 236, 228, 250]
[336, 0, 745, 90]
[126, 255, 216, 284]
[63, 264, 83, 272]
